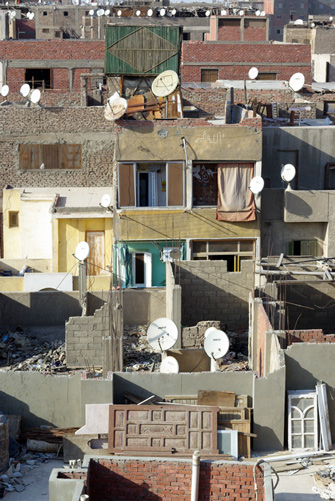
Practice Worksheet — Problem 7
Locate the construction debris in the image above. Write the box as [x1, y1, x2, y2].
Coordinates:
[0, 327, 66, 372]
[123, 324, 161, 372]
[313, 466, 335, 499]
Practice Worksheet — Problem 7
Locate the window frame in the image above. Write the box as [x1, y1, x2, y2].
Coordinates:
[19, 144, 82, 171]
[8, 211, 19, 228]
[191, 239, 255, 272]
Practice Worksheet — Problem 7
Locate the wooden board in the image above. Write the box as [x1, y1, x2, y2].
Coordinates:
[108, 405, 219, 455]
[198, 390, 235, 407]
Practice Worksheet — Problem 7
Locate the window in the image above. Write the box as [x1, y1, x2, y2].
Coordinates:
[256, 72, 277, 80]
[278, 3, 283, 7]
[191, 239, 255, 271]
[64, 11, 68, 16]
[277, 15, 282, 19]
[183, 32, 191, 40]
[42, 29, 50, 34]
[193, 163, 218, 206]
[25, 68, 51, 89]
[118, 162, 184, 208]
[201, 69, 219, 83]
[287, 239, 323, 256]
[304, 38, 310, 44]
[277, 29, 282, 34]
[324, 162, 335, 188]
[8, 211, 19, 228]
[300, 3, 305, 7]
[20, 144, 82, 170]
[292, 38, 299, 43]
[43, 11, 47, 15]
[132, 252, 152, 287]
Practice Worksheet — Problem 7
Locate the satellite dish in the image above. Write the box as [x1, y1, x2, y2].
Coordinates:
[136, 9, 141, 16]
[260, 10, 266, 16]
[89, 9, 94, 15]
[147, 317, 178, 352]
[160, 356, 179, 374]
[160, 8, 166, 16]
[105, 9, 110, 15]
[27, 11, 34, 19]
[255, 9, 260, 15]
[248, 67, 259, 80]
[281, 164, 296, 183]
[249, 176, 264, 194]
[221, 9, 227, 15]
[40, 163, 45, 169]
[101, 193, 111, 208]
[117, 9, 122, 16]
[171, 8, 176, 15]
[330, 16, 333, 21]
[289, 72, 305, 92]
[147, 8, 153, 16]
[205, 326, 218, 338]
[169, 248, 181, 260]
[105, 96, 127, 121]
[205, 9, 211, 16]
[152, 70, 179, 98]
[311, 22, 315, 27]
[20, 84, 30, 98]
[75, 241, 90, 261]
[0, 85, 9, 97]
[30, 88, 41, 104]
[293, 18, 304, 25]
[204, 329, 229, 360]
[239, 9, 244, 15]
[97, 9, 104, 16]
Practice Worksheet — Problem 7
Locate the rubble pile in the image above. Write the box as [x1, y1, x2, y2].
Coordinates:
[313, 466, 335, 499]
[123, 324, 161, 372]
[0, 327, 66, 372]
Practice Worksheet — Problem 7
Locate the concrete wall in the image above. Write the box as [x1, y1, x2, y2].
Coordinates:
[175, 259, 254, 329]
[122, 288, 166, 325]
[166, 261, 181, 347]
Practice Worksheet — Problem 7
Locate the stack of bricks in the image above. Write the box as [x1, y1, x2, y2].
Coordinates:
[287, 329, 335, 345]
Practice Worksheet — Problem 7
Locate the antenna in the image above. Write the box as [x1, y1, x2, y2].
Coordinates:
[147, 318, 178, 352]
[248, 67, 258, 80]
[0, 85, 9, 97]
[289, 72, 305, 92]
[204, 329, 229, 372]
[160, 356, 179, 374]
[20, 84, 31, 98]
[100, 193, 112, 210]
[152, 70, 179, 98]
[75, 241, 90, 261]
[281, 164, 296, 187]
[30, 88, 41, 104]
[249, 176, 265, 194]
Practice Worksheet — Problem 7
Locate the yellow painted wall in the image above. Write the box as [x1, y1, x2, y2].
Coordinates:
[3, 189, 21, 259]
[0, 277, 24, 292]
[116, 209, 260, 241]
[58, 218, 113, 274]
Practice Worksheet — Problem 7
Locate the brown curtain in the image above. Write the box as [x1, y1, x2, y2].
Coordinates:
[216, 163, 255, 221]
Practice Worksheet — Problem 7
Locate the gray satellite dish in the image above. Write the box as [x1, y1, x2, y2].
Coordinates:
[0, 85, 9, 97]
[289, 73, 305, 92]
[281, 164, 296, 183]
[204, 329, 229, 360]
[147, 317, 178, 352]
[20, 84, 30, 98]
[152, 70, 179, 98]
[75, 241, 90, 261]
[160, 356, 179, 374]
[249, 176, 265, 194]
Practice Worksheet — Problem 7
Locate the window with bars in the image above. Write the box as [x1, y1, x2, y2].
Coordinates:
[201, 69, 219, 83]
[19, 144, 82, 170]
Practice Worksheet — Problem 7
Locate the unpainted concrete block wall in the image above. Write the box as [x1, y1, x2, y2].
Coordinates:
[86, 457, 265, 501]
[181, 320, 220, 348]
[175, 260, 254, 329]
[66, 303, 110, 369]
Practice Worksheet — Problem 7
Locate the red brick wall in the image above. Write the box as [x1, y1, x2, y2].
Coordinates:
[244, 27, 267, 41]
[257, 303, 273, 377]
[0, 40, 105, 60]
[86, 458, 265, 501]
[218, 25, 241, 41]
[287, 329, 335, 345]
[181, 42, 312, 84]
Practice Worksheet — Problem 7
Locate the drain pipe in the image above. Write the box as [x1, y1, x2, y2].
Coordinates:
[191, 450, 200, 501]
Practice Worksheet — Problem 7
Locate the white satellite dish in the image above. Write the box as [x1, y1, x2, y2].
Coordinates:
[100, 193, 111, 208]
[239, 9, 244, 15]
[205, 9, 211, 16]
[281, 164, 296, 183]
[97, 9, 104, 16]
[289, 72, 305, 92]
[75, 241, 90, 261]
[117, 9, 122, 16]
[330, 16, 333, 21]
[293, 18, 304, 25]
[249, 176, 265, 194]
[171, 8, 176, 15]
[105, 9, 110, 15]
[248, 67, 259, 80]
[160, 8, 166, 16]
[205, 326, 218, 338]
[255, 9, 260, 16]
[136, 9, 141, 16]
[221, 9, 227, 15]
[0, 85, 9, 97]
[30, 88, 41, 104]
[160, 356, 179, 374]
[105, 96, 127, 121]
[89, 9, 94, 15]
[147, 317, 178, 352]
[311, 22, 315, 27]
[20, 84, 30, 98]
[260, 10, 266, 16]
[204, 329, 229, 360]
[27, 11, 34, 19]
[152, 70, 179, 98]
[147, 8, 153, 16]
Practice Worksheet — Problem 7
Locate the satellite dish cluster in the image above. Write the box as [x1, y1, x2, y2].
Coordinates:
[0, 83, 42, 106]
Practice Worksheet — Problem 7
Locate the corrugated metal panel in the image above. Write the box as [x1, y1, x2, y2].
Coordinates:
[108, 405, 219, 454]
[105, 25, 182, 76]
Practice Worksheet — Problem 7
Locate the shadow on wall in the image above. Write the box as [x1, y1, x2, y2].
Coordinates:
[87, 460, 161, 501]
[175, 260, 254, 330]
[0, 391, 54, 428]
